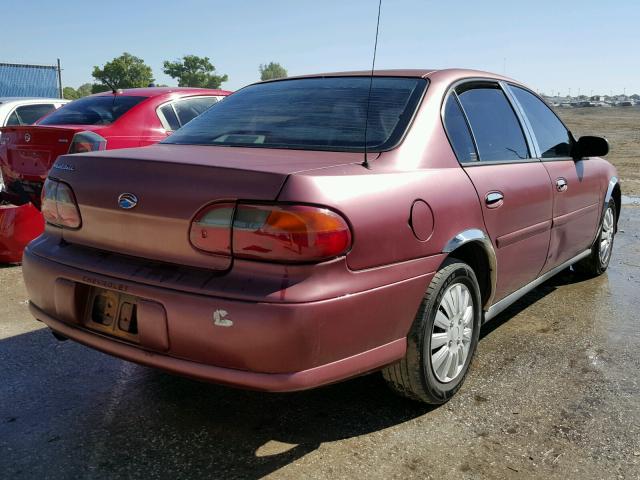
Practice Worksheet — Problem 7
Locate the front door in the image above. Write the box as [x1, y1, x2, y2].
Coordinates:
[507, 85, 602, 270]
[444, 83, 553, 302]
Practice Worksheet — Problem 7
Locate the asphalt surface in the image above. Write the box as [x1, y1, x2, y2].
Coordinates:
[1, 204, 639, 480]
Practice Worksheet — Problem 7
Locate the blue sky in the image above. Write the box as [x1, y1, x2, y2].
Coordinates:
[6, 0, 639, 95]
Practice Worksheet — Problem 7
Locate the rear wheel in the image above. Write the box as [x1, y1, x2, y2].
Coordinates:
[382, 258, 481, 404]
[574, 200, 616, 277]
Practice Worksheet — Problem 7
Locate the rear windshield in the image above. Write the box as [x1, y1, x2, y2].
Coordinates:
[39, 95, 147, 126]
[162, 77, 427, 152]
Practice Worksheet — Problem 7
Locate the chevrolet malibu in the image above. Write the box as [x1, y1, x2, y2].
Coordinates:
[0, 87, 231, 263]
[22, 69, 620, 404]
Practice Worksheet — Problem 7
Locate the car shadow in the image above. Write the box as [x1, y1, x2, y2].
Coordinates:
[0, 326, 432, 479]
[480, 267, 591, 339]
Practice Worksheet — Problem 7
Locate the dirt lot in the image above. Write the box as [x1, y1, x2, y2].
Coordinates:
[1, 205, 639, 479]
[558, 106, 640, 195]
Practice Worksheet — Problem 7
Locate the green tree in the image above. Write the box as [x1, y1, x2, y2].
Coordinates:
[76, 83, 93, 97]
[63, 86, 78, 100]
[63, 83, 94, 100]
[259, 62, 287, 81]
[162, 55, 228, 88]
[92, 52, 154, 92]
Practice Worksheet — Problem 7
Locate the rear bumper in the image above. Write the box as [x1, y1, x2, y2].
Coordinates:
[0, 203, 43, 263]
[23, 246, 434, 392]
[30, 302, 405, 392]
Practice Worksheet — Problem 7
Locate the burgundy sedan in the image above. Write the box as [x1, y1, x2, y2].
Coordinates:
[0, 87, 231, 263]
[22, 70, 620, 404]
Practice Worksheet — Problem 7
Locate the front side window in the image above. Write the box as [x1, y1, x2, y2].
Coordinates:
[163, 77, 427, 152]
[39, 95, 147, 126]
[457, 85, 529, 162]
[509, 85, 572, 158]
[443, 94, 477, 163]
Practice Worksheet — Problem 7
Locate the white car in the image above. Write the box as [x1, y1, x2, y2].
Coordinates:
[0, 97, 68, 190]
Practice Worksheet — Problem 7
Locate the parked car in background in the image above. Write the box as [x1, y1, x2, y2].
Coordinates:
[22, 70, 620, 404]
[0, 97, 69, 262]
[0, 97, 69, 188]
[0, 87, 231, 263]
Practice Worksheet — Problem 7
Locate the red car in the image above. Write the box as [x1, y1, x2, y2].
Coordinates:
[22, 70, 619, 404]
[0, 87, 231, 263]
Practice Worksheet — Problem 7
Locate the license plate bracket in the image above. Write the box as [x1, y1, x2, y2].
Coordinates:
[84, 287, 140, 343]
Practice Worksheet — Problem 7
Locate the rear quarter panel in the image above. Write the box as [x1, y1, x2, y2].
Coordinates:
[278, 161, 485, 271]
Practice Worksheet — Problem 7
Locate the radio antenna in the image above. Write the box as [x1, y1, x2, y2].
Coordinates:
[363, 0, 382, 168]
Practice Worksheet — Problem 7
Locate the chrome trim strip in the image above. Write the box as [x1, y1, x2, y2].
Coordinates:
[484, 249, 591, 322]
[442, 228, 498, 308]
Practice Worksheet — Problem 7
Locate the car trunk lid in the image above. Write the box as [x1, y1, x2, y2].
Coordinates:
[51, 144, 362, 271]
[0, 125, 90, 204]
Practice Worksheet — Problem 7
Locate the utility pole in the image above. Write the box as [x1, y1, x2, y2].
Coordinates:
[56, 58, 63, 99]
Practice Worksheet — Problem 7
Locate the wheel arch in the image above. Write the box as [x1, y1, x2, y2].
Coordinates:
[601, 176, 620, 234]
[442, 229, 497, 310]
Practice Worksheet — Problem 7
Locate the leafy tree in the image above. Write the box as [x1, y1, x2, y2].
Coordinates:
[63, 83, 94, 100]
[63, 86, 78, 100]
[76, 83, 93, 97]
[92, 52, 154, 91]
[162, 55, 228, 88]
[259, 62, 288, 81]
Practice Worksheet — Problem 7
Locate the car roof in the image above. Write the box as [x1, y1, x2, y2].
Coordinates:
[0, 97, 69, 104]
[91, 87, 233, 98]
[260, 68, 518, 84]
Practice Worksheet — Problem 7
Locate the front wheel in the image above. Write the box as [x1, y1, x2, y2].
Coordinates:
[382, 258, 481, 404]
[574, 199, 616, 277]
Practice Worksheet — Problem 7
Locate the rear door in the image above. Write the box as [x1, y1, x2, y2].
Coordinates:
[444, 81, 553, 302]
[507, 85, 601, 270]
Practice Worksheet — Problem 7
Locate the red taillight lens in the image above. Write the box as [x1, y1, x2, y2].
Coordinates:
[41, 178, 81, 228]
[233, 205, 351, 262]
[189, 203, 234, 255]
[68, 131, 107, 154]
[190, 203, 351, 262]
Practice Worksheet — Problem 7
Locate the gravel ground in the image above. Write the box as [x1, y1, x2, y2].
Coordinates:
[1, 205, 639, 480]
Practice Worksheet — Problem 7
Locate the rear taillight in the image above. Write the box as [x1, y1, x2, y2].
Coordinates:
[189, 203, 234, 255]
[189, 203, 352, 262]
[68, 131, 107, 154]
[41, 178, 82, 228]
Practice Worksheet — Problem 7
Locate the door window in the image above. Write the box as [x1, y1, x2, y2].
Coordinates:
[173, 97, 218, 126]
[509, 85, 572, 158]
[6, 104, 56, 126]
[457, 85, 529, 162]
[443, 94, 477, 163]
[158, 104, 181, 131]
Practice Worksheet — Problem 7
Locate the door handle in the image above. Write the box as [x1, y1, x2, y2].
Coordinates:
[556, 177, 568, 192]
[485, 191, 504, 207]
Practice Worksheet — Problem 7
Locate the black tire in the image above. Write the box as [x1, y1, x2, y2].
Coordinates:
[382, 258, 481, 404]
[574, 199, 616, 277]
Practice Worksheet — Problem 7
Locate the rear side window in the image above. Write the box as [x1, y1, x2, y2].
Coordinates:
[163, 77, 427, 152]
[39, 95, 147, 126]
[443, 94, 477, 162]
[457, 86, 529, 162]
[6, 104, 56, 125]
[174, 97, 218, 126]
[509, 85, 572, 158]
[159, 104, 181, 131]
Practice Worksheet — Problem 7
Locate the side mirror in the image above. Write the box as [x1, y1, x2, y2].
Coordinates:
[573, 136, 609, 159]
